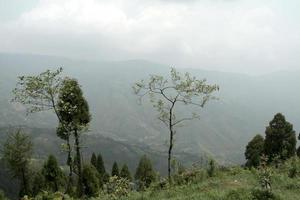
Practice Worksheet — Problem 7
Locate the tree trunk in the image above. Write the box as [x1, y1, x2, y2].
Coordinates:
[21, 167, 28, 196]
[74, 129, 83, 197]
[168, 102, 175, 183]
[65, 137, 73, 193]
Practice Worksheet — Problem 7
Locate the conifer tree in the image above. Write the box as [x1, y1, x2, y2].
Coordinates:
[91, 153, 97, 168]
[245, 134, 265, 167]
[96, 154, 106, 176]
[82, 165, 100, 197]
[57, 78, 91, 197]
[2, 130, 33, 197]
[264, 113, 296, 162]
[135, 155, 156, 189]
[42, 155, 64, 192]
[111, 162, 119, 177]
[120, 164, 132, 181]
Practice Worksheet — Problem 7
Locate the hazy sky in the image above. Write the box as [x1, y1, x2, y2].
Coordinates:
[0, 0, 300, 74]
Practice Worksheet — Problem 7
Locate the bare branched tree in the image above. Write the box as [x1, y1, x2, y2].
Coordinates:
[133, 68, 219, 181]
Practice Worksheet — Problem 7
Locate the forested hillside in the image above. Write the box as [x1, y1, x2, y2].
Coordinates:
[0, 53, 300, 165]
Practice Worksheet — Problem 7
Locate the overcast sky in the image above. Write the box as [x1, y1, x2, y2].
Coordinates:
[0, 0, 300, 74]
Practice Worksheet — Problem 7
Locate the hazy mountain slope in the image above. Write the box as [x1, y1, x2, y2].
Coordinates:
[0, 53, 299, 165]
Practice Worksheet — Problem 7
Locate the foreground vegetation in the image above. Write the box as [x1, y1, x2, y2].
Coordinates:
[13, 156, 300, 200]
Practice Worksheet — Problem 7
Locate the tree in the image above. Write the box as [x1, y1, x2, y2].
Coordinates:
[31, 171, 45, 196]
[1, 130, 33, 196]
[297, 133, 300, 158]
[111, 162, 119, 177]
[82, 165, 100, 197]
[57, 78, 91, 197]
[12, 68, 74, 191]
[90, 153, 97, 168]
[245, 134, 265, 168]
[133, 68, 219, 180]
[42, 155, 64, 192]
[96, 154, 106, 176]
[120, 164, 132, 181]
[134, 155, 156, 189]
[264, 113, 296, 162]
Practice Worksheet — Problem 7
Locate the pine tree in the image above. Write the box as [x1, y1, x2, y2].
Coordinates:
[57, 78, 91, 197]
[111, 162, 119, 177]
[245, 134, 265, 168]
[120, 164, 132, 181]
[264, 113, 296, 162]
[82, 165, 100, 197]
[91, 153, 97, 168]
[96, 154, 106, 176]
[135, 155, 156, 189]
[42, 155, 64, 192]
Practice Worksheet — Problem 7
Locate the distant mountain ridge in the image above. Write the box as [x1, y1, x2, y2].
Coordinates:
[0, 53, 300, 165]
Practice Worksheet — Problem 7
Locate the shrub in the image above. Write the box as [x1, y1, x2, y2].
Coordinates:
[105, 176, 130, 200]
[251, 189, 281, 200]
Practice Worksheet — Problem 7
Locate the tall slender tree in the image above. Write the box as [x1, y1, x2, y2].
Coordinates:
[1, 130, 33, 197]
[135, 155, 156, 189]
[120, 164, 132, 181]
[57, 78, 91, 197]
[96, 154, 106, 176]
[133, 68, 219, 181]
[12, 68, 74, 192]
[111, 161, 119, 177]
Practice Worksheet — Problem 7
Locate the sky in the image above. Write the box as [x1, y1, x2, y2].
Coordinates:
[0, 0, 300, 74]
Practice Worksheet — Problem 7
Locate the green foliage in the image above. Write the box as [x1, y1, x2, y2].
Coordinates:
[1, 130, 33, 196]
[251, 189, 281, 200]
[42, 155, 64, 192]
[264, 113, 296, 162]
[111, 162, 119, 177]
[57, 78, 91, 197]
[12, 67, 63, 114]
[287, 157, 300, 178]
[105, 176, 130, 200]
[207, 159, 216, 177]
[120, 164, 132, 181]
[102, 172, 110, 184]
[135, 155, 156, 189]
[31, 191, 72, 200]
[224, 188, 252, 200]
[82, 165, 100, 197]
[0, 190, 8, 200]
[31, 171, 46, 196]
[133, 68, 219, 179]
[96, 154, 106, 176]
[245, 134, 264, 168]
[90, 153, 97, 168]
[258, 155, 272, 191]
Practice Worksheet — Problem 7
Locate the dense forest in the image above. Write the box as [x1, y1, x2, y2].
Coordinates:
[0, 63, 300, 200]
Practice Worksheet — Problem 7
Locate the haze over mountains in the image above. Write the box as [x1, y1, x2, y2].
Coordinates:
[0, 53, 300, 166]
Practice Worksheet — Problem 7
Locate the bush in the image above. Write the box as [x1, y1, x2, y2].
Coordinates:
[251, 189, 281, 200]
[105, 176, 131, 200]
